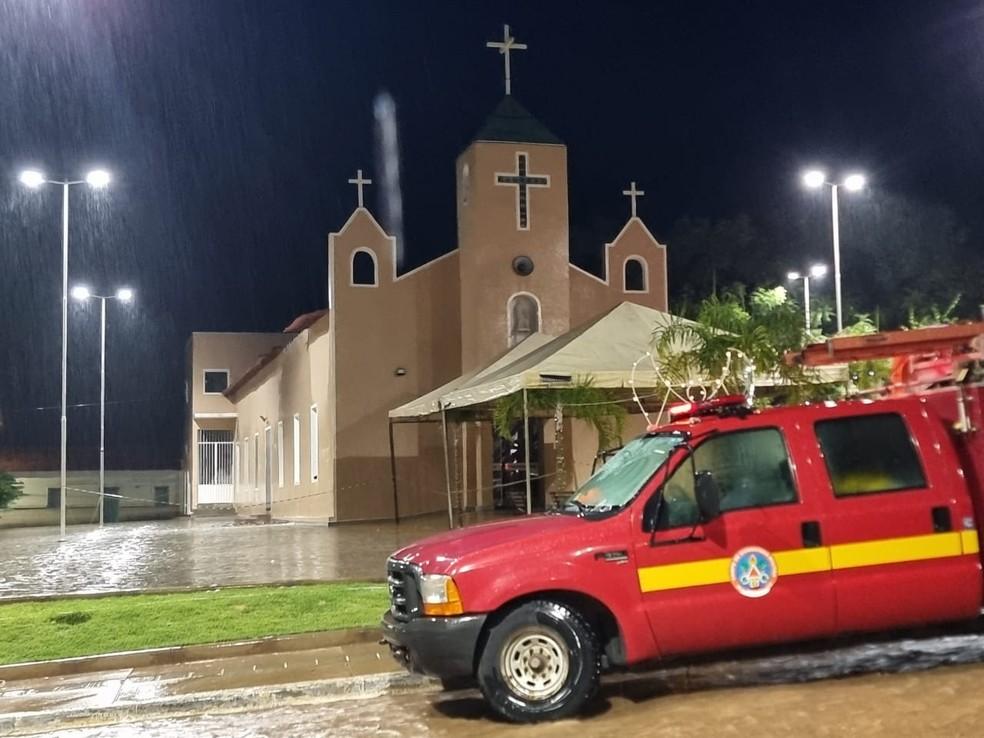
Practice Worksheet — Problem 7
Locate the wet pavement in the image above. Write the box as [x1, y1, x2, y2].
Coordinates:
[28, 635, 984, 738]
[0, 640, 400, 717]
[0, 514, 486, 598]
[17, 628, 984, 737]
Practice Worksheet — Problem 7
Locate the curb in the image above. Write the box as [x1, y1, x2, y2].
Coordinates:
[0, 670, 440, 736]
[0, 578, 386, 605]
[0, 627, 383, 682]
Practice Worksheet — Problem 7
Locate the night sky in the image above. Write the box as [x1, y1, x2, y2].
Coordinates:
[2, 1, 983, 465]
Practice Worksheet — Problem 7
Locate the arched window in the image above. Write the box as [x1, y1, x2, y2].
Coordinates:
[508, 293, 540, 347]
[624, 257, 647, 292]
[351, 249, 377, 286]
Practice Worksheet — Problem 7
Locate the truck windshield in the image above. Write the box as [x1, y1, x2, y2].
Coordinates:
[566, 433, 685, 513]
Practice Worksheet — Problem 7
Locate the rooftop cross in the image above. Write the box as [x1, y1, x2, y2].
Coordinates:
[486, 23, 527, 96]
[622, 181, 645, 218]
[348, 169, 372, 209]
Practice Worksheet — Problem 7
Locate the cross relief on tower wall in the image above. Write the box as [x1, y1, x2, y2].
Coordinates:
[494, 152, 551, 230]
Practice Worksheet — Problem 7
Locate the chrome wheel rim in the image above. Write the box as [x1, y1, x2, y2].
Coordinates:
[499, 627, 570, 701]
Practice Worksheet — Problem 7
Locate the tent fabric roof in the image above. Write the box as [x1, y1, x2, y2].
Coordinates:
[473, 96, 563, 146]
[389, 301, 849, 421]
[390, 302, 678, 420]
[389, 333, 555, 421]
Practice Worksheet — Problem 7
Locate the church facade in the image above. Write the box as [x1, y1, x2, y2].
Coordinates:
[183, 27, 669, 522]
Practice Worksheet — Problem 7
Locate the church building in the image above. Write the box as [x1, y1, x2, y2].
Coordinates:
[183, 25, 670, 521]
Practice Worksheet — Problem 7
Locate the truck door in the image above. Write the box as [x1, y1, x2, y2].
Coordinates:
[633, 425, 836, 657]
[811, 408, 982, 633]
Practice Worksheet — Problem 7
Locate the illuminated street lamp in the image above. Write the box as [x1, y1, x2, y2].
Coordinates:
[801, 169, 866, 332]
[72, 285, 134, 527]
[19, 168, 111, 539]
[787, 264, 827, 333]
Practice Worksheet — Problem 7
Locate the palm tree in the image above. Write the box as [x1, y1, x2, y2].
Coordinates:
[651, 285, 832, 403]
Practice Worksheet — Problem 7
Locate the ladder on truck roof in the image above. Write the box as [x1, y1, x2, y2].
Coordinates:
[786, 322, 984, 393]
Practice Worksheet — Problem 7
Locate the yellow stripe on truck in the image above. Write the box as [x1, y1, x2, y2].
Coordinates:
[637, 557, 731, 592]
[638, 531, 977, 594]
[773, 546, 831, 576]
[829, 532, 962, 570]
[961, 530, 980, 555]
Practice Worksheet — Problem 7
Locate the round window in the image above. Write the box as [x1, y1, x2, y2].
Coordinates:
[512, 255, 535, 276]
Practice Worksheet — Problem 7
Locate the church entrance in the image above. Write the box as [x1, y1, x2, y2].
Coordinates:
[492, 420, 545, 513]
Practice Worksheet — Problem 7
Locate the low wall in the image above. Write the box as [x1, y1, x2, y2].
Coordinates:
[0, 469, 184, 529]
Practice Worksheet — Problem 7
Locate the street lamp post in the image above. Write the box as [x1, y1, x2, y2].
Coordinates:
[801, 170, 865, 333]
[787, 264, 828, 333]
[71, 285, 133, 527]
[20, 169, 111, 539]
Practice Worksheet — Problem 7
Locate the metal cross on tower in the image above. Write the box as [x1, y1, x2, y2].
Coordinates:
[348, 169, 372, 209]
[622, 181, 645, 218]
[486, 23, 527, 96]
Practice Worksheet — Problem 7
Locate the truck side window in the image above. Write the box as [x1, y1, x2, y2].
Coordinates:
[815, 413, 927, 497]
[657, 428, 797, 528]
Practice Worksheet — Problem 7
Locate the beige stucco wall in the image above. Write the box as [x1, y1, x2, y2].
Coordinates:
[330, 209, 462, 522]
[456, 141, 571, 372]
[227, 316, 335, 521]
[569, 218, 668, 328]
[185, 331, 292, 510]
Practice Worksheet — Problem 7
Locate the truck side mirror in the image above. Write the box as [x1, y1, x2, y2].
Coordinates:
[694, 471, 721, 522]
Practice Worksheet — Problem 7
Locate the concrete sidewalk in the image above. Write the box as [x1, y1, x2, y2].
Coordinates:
[0, 639, 434, 735]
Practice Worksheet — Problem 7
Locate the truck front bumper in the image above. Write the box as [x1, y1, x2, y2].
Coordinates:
[381, 610, 487, 680]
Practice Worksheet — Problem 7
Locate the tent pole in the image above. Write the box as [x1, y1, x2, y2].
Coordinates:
[441, 403, 454, 529]
[523, 388, 532, 516]
[388, 419, 399, 524]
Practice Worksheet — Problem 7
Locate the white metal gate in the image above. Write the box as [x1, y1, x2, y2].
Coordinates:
[198, 430, 234, 504]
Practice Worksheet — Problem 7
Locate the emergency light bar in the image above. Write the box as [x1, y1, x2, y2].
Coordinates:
[665, 394, 750, 423]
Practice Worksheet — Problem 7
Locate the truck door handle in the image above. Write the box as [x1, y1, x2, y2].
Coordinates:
[931, 506, 952, 533]
[801, 521, 822, 548]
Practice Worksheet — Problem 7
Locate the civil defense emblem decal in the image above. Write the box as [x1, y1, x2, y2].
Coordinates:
[730, 546, 778, 598]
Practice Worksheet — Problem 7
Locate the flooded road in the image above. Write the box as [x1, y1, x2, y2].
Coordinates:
[32, 629, 984, 737]
[0, 514, 478, 598]
[37, 661, 984, 737]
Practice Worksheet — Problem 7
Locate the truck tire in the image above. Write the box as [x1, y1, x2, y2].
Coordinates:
[476, 600, 600, 723]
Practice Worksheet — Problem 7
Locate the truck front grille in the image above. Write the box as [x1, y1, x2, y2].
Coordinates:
[387, 558, 421, 622]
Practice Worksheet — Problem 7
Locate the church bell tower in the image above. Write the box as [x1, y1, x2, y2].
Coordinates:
[456, 25, 571, 372]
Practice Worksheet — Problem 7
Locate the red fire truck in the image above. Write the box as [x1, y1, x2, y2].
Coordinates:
[382, 322, 984, 722]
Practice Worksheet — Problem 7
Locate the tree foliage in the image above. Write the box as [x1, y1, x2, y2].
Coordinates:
[652, 285, 832, 403]
[0, 471, 23, 510]
[670, 192, 983, 333]
[492, 377, 626, 454]
[906, 293, 962, 329]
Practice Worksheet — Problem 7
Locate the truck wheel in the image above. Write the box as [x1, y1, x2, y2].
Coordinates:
[477, 600, 600, 723]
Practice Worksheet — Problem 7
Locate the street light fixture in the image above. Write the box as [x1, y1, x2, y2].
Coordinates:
[843, 173, 866, 192]
[85, 170, 111, 189]
[72, 285, 134, 527]
[19, 168, 112, 539]
[787, 263, 827, 333]
[801, 169, 866, 333]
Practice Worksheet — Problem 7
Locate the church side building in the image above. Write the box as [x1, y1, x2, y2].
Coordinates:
[184, 26, 668, 522]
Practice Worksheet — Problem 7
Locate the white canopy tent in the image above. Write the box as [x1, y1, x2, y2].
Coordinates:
[388, 301, 846, 525]
[388, 302, 692, 524]
[390, 302, 681, 421]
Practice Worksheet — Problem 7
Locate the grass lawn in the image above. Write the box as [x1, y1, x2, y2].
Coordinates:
[0, 582, 388, 666]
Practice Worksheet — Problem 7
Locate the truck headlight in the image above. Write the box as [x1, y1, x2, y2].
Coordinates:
[419, 574, 463, 617]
